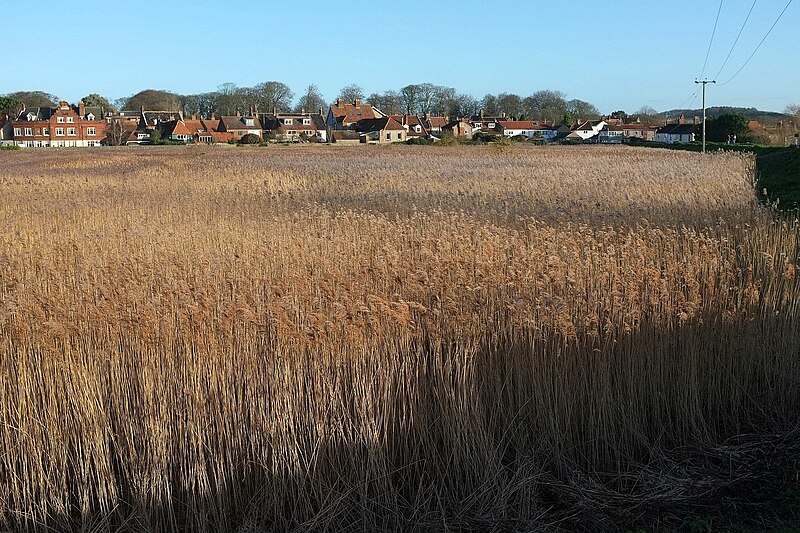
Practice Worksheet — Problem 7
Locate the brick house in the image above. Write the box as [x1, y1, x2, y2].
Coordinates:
[326, 98, 386, 132]
[441, 118, 474, 138]
[354, 117, 407, 144]
[12, 101, 107, 147]
[390, 114, 430, 140]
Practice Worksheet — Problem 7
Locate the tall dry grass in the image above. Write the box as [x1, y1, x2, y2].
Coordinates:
[0, 145, 798, 531]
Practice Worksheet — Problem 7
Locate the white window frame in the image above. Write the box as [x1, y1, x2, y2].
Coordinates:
[87, 127, 96, 135]
[55, 128, 64, 136]
[284, 118, 293, 125]
[43, 127, 50, 135]
[24, 127, 33, 136]
[57, 117, 65, 123]
[14, 128, 22, 136]
[302, 118, 311, 125]
[67, 127, 77, 136]
[66, 117, 74, 123]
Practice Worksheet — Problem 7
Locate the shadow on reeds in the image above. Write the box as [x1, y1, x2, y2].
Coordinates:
[4, 311, 800, 533]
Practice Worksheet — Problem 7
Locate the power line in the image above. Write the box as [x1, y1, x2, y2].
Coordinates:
[699, 0, 725, 79]
[712, 0, 758, 80]
[719, 0, 794, 86]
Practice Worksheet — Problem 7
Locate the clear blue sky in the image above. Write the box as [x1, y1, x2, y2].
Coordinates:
[5, 0, 798, 113]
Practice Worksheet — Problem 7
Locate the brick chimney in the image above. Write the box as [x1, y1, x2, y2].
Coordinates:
[78, 101, 85, 118]
[354, 98, 360, 106]
[337, 98, 343, 107]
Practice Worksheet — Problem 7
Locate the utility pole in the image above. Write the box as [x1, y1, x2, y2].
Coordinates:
[694, 79, 716, 153]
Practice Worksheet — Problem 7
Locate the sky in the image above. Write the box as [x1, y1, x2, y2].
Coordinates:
[4, 0, 798, 114]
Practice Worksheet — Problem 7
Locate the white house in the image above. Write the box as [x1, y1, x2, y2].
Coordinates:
[655, 123, 699, 144]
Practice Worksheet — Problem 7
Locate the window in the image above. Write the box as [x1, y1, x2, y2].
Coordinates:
[302, 118, 311, 125]
[66, 117, 74, 123]
[284, 118, 293, 125]
[386, 133, 391, 140]
[14, 128, 21, 136]
[55, 128, 64, 136]
[57, 117, 65, 123]
[67, 128, 76, 136]
[87, 127, 96, 135]
[304, 130, 313, 135]
[24, 128, 33, 136]
[488, 122, 495, 128]
[286, 130, 296, 135]
[397, 133, 402, 140]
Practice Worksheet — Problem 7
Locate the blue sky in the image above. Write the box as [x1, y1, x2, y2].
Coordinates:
[5, 0, 798, 113]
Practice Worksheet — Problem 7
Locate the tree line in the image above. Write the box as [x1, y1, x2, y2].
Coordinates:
[1, 84, 614, 124]
[8, 84, 791, 126]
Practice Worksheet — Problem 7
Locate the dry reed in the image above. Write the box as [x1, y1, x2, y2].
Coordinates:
[0, 145, 797, 531]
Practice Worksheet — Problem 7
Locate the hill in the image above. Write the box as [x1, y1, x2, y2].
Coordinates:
[660, 106, 793, 126]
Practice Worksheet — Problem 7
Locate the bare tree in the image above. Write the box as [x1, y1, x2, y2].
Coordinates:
[295, 85, 326, 113]
[400, 84, 420, 115]
[369, 91, 403, 115]
[337, 84, 364, 103]
[105, 120, 127, 146]
[252, 81, 294, 114]
[497, 93, 523, 118]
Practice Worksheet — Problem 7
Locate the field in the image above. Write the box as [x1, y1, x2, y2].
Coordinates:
[0, 145, 798, 531]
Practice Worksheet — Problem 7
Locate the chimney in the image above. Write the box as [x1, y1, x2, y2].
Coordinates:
[354, 98, 360, 106]
[79, 101, 85, 118]
[272, 107, 276, 116]
[301, 107, 305, 114]
[192, 114, 196, 120]
[480, 109, 484, 119]
[693, 115, 700, 125]
[211, 111, 215, 120]
[337, 98, 343, 107]
[21, 102, 26, 112]
[678, 113, 685, 125]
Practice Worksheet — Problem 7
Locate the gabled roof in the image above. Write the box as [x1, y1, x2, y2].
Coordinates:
[425, 116, 448, 128]
[16, 107, 55, 121]
[219, 115, 262, 131]
[656, 123, 699, 135]
[498, 120, 539, 130]
[354, 117, 404, 133]
[331, 130, 361, 141]
[330, 99, 384, 124]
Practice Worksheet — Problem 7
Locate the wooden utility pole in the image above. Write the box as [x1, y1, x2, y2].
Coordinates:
[694, 79, 716, 153]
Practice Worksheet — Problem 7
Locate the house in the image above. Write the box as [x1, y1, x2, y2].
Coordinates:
[390, 114, 429, 139]
[261, 110, 326, 142]
[655, 123, 699, 144]
[497, 120, 553, 138]
[469, 114, 504, 133]
[620, 123, 658, 141]
[12, 101, 107, 147]
[598, 125, 625, 143]
[326, 98, 386, 132]
[217, 114, 263, 141]
[423, 114, 449, 136]
[354, 117, 407, 144]
[441, 118, 474, 138]
[569, 119, 607, 141]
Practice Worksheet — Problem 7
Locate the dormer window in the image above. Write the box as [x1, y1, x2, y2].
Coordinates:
[66, 117, 74, 123]
[414, 125, 421, 132]
[87, 113, 95, 121]
[488, 122, 495, 128]
[244, 118, 254, 126]
[57, 117, 65, 123]
[284, 118, 293, 125]
[302, 118, 311, 125]
[27, 113, 36, 121]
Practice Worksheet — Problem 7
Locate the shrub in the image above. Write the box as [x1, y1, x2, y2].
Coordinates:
[406, 137, 433, 145]
[238, 133, 261, 145]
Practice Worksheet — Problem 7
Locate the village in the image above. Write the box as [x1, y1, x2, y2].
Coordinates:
[0, 96, 714, 148]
